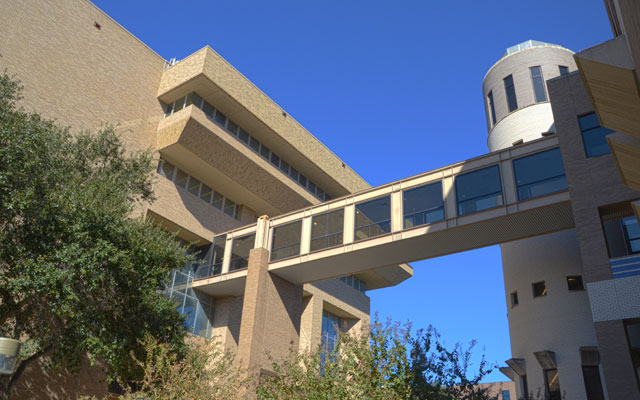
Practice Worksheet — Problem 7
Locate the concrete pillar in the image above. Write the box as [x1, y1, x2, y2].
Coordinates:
[236, 248, 303, 376]
[210, 296, 243, 352]
[595, 320, 640, 400]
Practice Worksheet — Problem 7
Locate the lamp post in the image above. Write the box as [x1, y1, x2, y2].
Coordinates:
[0, 338, 21, 375]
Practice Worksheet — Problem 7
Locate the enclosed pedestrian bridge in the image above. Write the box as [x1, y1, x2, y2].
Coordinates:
[192, 135, 574, 297]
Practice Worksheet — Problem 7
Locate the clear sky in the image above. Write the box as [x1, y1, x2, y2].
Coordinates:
[92, 0, 613, 382]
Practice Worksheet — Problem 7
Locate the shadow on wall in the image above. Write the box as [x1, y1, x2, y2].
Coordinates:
[9, 351, 108, 400]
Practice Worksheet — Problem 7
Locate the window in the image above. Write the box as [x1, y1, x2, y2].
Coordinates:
[623, 216, 640, 254]
[487, 91, 497, 126]
[321, 310, 342, 353]
[501, 390, 511, 400]
[559, 65, 569, 76]
[625, 320, 640, 390]
[238, 128, 250, 144]
[533, 281, 547, 297]
[403, 182, 445, 228]
[530, 66, 547, 102]
[199, 184, 212, 203]
[229, 233, 255, 271]
[579, 113, 614, 158]
[311, 210, 344, 252]
[582, 366, 605, 400]
[187, 176, 201, 196]
[270, 152, 281, 168]
[455, 165, 503, 216]
[210, 235, 226, 276]
[339, 275, 366, 293]
[260, 143, 271, 159]
[520, 375, 529, 400]
[271, 221, 302, 261]
[174, 169, 189, 189]
[214, 109, 227, 128]
[279, 159, 290, 175]
[567, 275, 584, 291]
[355, 196, 392, 241]
[510, 291, 519, 308]
[504, 74, 518, 112]
[212, 192, 224, 209]
[157, 159, 175, 179]
[223, 198, 236, 217]
[544, 368, 561, 400]
[226, 120, 239, 135]
[513, 148, 567, 201]
[249, 136, 261, 152]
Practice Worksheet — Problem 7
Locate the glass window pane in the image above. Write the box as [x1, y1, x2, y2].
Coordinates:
[230, 233, 255, 271]
[533, 281, 547, 297]
[299, 174, 307, 187]
[174, 169, 189, 189]
[238, 128, 250, 144]
[290, 167, 299, 180]
[199, 184, 212, 203]
[579, 113, 614, 158]
[202, 101, 215, 119]
[186, 93, 203, 109]
[455, 165, 503, 216]
[260, 144, 271, 159]
[270, 152, 280, 168]
[487, 91, 496, 125]
[559, 65, 569, 76]
[504, 75, 518, 112]
[545, 369, 561, 400]
[316, 189, 325, 200]
[578, 113, 600, 131]
[279, 159, 290, 174]
[227, 119, 239, 135]
[403, 181, 444, 228]
[355, 196, 391, 241]
[157, 160, 175, 179]
[211, 235, 226, 276]
[581, 366, 604, 400]
[249, 136, 261, 152]
[530, 66, 547, 102]
[311, 209, 344, 252]
[513, 148, 567, 201]
[223, 198, 236, 217]
[214, 110, 227, 128]
[164, 102, 174, 117]
[182, 295, 198, 333]
[212, 191, 224, 209]
[308, 181, 316, 194]
[187, 176, 201, 196]
[173, 96, 186, 113]
[271, 221, 302, 261]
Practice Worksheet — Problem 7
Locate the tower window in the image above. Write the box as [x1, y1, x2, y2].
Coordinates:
[567, 275, 585, 291]
[510, 291, 519, 308]
[559, 65, 569, 76]
[544, 368, 562, 400]
[530, 66, 547, 102]
[487, 91, 497, 126]
[532, 281, 546, 297]
[504, 74, 518, 112]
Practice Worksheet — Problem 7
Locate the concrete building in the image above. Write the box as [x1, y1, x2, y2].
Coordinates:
[1, 1, 639, 400]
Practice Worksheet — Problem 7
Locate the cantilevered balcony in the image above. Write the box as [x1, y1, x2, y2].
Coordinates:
[192, 136, 574, 297]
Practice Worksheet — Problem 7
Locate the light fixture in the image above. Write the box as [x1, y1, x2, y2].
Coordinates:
[0, 338, 21, 375]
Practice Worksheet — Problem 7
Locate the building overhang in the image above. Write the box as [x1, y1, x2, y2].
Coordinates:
[157, 106, 318, 216]
[607, 132, 640, 192]
[575, 35, 640, 139]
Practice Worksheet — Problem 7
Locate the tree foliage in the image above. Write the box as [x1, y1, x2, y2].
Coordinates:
[257, 316, 495, 400]
[0, 70, 190, 394]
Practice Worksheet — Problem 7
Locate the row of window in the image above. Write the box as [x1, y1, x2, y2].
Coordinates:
[339, 275, 367, 293]
[157, 159, 240, 220]
[509, 275, 584, 308]
[195, 147, 568, 277]
[487, 65, 570, 126]
[518, 361, 605, 400]
[163, 93, 331, 202]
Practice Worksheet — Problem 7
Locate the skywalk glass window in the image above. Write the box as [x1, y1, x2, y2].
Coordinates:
[271, 221, 302, 261]
[229, 233, 255, 271]
[579, 113, 614, 158]
[504, 74, 518, 112]
[311, 210, 344, 252]
[455, 165, 503, 216]
[530, 66, 547, 102]
[513, 148, 567, 201]
[487, 91, 497, 126]
[403, 181, 444, 229]
[355, 196, 391, 241]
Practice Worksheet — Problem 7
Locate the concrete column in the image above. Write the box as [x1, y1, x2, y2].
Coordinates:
[299, 293, 323, 352]
[236, 247, 303, 377]
[595, 320, 640, 400]
[210, 296, 243, 352]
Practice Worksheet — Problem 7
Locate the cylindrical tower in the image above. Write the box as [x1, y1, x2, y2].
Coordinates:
[482, 41, 603, 400]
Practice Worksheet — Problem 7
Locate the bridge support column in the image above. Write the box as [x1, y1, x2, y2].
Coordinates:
[236, 216, 303, 396]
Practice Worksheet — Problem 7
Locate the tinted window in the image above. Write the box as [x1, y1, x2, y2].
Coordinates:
[513, 148, 567, 201]
[311, 210, 344, 252]
[227, 119, 239, 135]
[455, 165, 503, 216]
[504, 75, 518, 112]
[229, 233, 255, 271]
[488, 91, 497, 125]
[530, 66, 547, 102]
[249, 136, 261, 152]
[238, 128, 250, 144]
[403, 181, 444, 228]
[271, 221, 302, 261]
[355, 196, 391, 241]
[579, 113, 614, 158]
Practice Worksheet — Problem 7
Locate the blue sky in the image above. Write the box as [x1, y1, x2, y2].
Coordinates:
[92, 0, 613, 382]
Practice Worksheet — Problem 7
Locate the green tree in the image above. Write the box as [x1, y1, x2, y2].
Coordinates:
[257, 316, 495, 400]
[0, 71, 191, 397]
